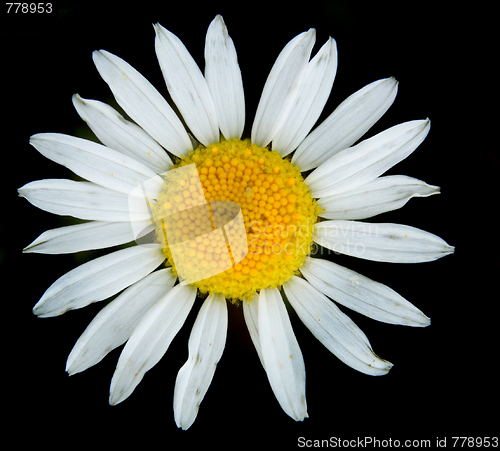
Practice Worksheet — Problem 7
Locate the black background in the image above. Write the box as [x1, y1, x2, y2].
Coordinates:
[3, 1, 496, 447]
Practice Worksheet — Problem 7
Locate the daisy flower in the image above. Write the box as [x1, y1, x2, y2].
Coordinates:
[20, 15, 454, 429]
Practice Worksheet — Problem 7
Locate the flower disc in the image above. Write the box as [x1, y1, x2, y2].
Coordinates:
[154, 138, 321, 301]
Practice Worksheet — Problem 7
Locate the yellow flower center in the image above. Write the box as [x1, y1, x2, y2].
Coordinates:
[153, 138, 320, 302]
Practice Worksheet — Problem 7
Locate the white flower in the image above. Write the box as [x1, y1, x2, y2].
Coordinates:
[19, 15, 454, 429]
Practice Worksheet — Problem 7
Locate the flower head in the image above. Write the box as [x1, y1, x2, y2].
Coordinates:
[20, 15, 453, 429]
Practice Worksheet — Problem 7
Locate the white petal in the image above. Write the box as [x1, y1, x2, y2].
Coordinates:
[174, 293, 228, 430]
[313, 220, 455, 263]
[300, 257, 430, 326]
[93, 50, 192, 157]
[284, 276, 393, 375]
[23, 221, 140, 254]
[293, 77, 398, 171]
[32, 244, 165, 317]
[154, 23, 219, 146]
[251, 30, 316, 148]
[242, 294, 264, 367]
[18, 179, 151, 222]
[72, 94, 172, 174]
[29, 133, 163, 195]
[272, 37, 338, 156]
[258, 287, 308, 421]
[66, 268, 176, 375]
[204, 15, 245, 140]
[318, 175, 440, 220]
[306, 119, 430, 198]
[109, 284, 197, 405]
